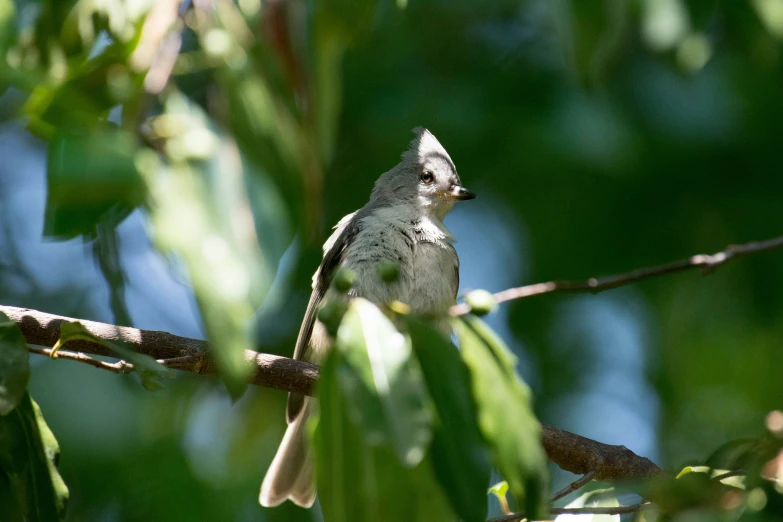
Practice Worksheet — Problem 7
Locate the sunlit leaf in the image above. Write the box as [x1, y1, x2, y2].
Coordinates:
[0, 393, 69, 522]
[675, 465, 712, 479]
[488, 480, 509, 498]
[641, 0, 690, 52]
[407, 317, 491, 522]
[556, 488, 619, 522]
[455, 316, 549, 520]
[314, 353, 366, 522]
[141, 92, 279, 398]
[676, 466, 745, 489]
[314, 348, 454, 522]
[488, 480, 511, 516]
[0, 313, 29, 416]
[644, 469, 721, 512]
[56, 322, 174, 390]
[0, 0, 14, 57]
[335, 299, 432, 466]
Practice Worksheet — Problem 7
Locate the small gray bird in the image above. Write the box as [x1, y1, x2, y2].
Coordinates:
[259, 127, 476, 508]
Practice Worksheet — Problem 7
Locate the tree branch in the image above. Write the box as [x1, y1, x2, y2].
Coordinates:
[1, 304, 662, 487]
[450, 234, 783, 315]
[542, 424, 662, 481]
[2, 305, 318, 396]
[551, 471, 596, 502]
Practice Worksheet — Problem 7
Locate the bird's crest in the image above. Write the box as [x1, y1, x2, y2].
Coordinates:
[402, 127, 452, 165]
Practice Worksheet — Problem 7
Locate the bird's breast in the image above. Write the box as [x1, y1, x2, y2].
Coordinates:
[341, 211, 458, 315]
[405, 240, 458, 314]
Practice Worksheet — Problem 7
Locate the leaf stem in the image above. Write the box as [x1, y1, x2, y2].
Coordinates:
[28, 346, 134, 374]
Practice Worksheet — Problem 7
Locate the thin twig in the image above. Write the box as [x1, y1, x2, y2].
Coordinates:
[28, 346, 134, 374]
[451, 234, 783, 315]
[551, 471, 596, 502]
[487, 503, 651, 522]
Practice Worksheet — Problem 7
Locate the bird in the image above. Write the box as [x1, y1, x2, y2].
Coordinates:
[259, 127, 476, 508]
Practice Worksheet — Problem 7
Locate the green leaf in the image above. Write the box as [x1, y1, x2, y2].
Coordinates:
[314, 349, 455, 522]
[56, 322, 174, 390]
[675, 465, 712, 479]
[335, 299, 432, 466]
[454, 316, 550, 520]
[705, 437, 760, 470]
[676, 466, 745, 489]
[645, 469, 721, 512]
[0, 393, 69, 521]
[0, 313, 30, 416]
[407, 317, 491, 522]
[142, 92, 282, 398]
[559, 488, 619, 522]
[313, 353, 366, 522]
[0, 0, 15, 55]
[488, 480, 509, 498]
[44, 129, 144, 239]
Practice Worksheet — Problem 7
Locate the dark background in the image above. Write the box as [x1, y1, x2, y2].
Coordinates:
[1, 1, 781, 520]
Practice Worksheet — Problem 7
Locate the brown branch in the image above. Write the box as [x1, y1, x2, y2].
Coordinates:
[450, 234, 783, 315]
[542, 424, 662, 482]
[2, 305, 318, 396]
[488, 503, 651, 522]
[7, 305, 662, 481]
[2, 304, 662, 486]
[551, 471, 596, 502]
[28, 346, 134, 374]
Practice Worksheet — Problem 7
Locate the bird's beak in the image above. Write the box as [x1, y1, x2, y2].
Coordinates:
[450, 185, 477, 201]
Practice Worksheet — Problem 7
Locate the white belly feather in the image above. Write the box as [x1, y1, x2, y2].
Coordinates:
[338, 205, 458, 315]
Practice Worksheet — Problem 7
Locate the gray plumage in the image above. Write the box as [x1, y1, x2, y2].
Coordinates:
[259, 127, 475, 508]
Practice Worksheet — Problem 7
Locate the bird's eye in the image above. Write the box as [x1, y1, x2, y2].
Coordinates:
[420, 171, 434, 184]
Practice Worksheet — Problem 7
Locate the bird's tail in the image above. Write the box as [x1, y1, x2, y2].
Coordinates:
[259, 400, 316, 508]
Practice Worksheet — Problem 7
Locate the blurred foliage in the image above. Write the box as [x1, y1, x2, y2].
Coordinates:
[0, 0, 782, 521]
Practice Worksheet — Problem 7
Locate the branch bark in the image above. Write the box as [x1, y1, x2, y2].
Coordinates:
[450, 234, 783, 315]
[550, 471, 596, 502]
[0, 304, 662, 486]
[2, 305, 319, 396]
[542, 424, 662, 481]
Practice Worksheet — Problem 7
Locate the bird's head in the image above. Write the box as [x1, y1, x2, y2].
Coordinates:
[370, 127, 476, 219]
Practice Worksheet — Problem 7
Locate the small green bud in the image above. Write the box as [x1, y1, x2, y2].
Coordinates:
[378, 260, 400, 283]
[465, 289, 497, 317]
[317, 300, 347, 337]
[332, 268, 356, 293]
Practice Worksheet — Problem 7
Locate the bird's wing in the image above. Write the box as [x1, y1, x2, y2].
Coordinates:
[292, 211, 359, 363]
[287, 212, 359, 423]
[453, 251, 460, 301]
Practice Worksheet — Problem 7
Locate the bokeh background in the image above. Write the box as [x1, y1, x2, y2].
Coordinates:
[1, 0, 782, 520]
